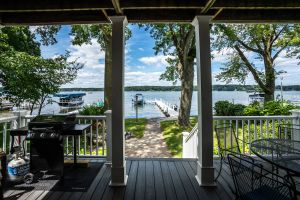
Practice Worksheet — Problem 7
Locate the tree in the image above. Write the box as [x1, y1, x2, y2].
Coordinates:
[0, 26, 82, 115]
[212, 24, 300, 102]
[70, 25, 131, 110]
[141, 24, 195, 127]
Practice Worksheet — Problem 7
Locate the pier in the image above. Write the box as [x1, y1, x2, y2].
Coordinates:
[147, 98, 178, 117]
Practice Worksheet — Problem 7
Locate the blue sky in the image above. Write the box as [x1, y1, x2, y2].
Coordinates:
[40, 24, 300, 88]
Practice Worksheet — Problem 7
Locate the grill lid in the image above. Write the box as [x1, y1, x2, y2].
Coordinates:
[29, 114, 76, 131]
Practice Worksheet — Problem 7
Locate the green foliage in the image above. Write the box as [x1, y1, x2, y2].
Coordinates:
[141, 24, 196, 126]
[1, 26, 41, 56]
[263, 101, 297, 115]
[125, 118, 147, 138]
[243, 102, 262, 116]
[214, 100, 297, 116]
[214, 101, 246, 116]
[141, 24, 195, 84]
[160, 118, 197, 157]
[79, 105, 105, 115]
[244, 100, 298, 116]
[212, 24, 300, 101]
[0, 26, 82, 114]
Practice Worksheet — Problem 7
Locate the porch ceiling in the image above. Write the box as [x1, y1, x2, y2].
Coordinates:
[1, 0, 300, 25]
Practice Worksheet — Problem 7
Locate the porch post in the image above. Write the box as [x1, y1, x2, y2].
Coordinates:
[192, 15, 215, 186]
[109, 16, 128, 186]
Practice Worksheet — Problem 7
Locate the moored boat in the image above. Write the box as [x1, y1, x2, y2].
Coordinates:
[0, 94, 14, 111]
[132, 94, 144, 105]
[249, 93, 265, 103]
[54, 92, 86, 108]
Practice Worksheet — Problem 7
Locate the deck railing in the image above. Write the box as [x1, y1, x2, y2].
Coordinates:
[183, 114, 298, 158]
[0, 111, 112, 160]
[0, 116, 18, 154]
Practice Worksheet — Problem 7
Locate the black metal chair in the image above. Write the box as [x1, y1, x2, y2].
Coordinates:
[228, 153, 296, 200]
[278, 124, 300, 140]
[214, 123, 274, 181]
[214, 123, 244, 180]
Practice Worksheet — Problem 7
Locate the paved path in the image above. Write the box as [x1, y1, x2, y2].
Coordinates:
[125, 118, 172, 158]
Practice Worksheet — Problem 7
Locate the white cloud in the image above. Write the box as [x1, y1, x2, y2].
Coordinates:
[138, 48, 144, 51]
[63, 71, 104, 88]
[67, 38, 105, 70]
[139, 55, 174, 67]
[125, 71, 174, 86]
[61, 38, 105, 88]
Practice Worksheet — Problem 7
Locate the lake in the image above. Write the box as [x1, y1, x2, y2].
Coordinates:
[35, 91, 300, 118]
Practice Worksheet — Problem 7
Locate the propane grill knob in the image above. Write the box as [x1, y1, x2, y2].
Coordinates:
[40, 133, 46, 138]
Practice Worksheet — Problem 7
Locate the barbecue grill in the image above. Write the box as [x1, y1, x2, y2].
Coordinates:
[10, 114, 91, 181]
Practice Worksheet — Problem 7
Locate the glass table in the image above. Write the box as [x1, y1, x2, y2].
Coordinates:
[251, 139, 300, 175]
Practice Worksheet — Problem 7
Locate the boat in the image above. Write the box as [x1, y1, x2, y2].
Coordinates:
[0, 94, 14, 111]
[132, 94, 144, 105]
[54, 92, 86, 108]
[249, 93, 265, 103]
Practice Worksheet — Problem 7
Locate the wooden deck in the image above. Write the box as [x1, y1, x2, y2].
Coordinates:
[4, 158, 235, 200]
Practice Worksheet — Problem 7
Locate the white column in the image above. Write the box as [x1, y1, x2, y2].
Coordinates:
[192, 16, 215, 186]
[109, 16, 128, 186]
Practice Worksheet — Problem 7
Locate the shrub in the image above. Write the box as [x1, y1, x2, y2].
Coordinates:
[79, 104, 105, 115]
[262, 100, 297, 115]
[244, 100, 298, 116]
[214, 101, 246, 116]
[243, 101, 261, 116]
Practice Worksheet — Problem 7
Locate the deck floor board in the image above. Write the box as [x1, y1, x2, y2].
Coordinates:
[4, 158, 234, 200]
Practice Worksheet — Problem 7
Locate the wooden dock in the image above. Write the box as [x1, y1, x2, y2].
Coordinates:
[147, 99, 178, 117]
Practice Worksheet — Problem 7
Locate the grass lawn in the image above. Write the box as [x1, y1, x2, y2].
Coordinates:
[160, 118, 197, 157]
[161, 117, 289, 158]
[125, 118, 148, 138]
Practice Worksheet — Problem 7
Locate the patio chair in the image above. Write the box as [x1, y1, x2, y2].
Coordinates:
[228, 153, 296, 200]
[214, 123, 274, 181]
[214, 123, 244, 180]
[278, 124, 300, 140]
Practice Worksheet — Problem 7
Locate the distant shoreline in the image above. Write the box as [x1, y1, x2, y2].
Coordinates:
[59, 85, 300, 92]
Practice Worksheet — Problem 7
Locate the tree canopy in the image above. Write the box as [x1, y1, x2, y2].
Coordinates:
[141, 24, 195, 127]
[212, 24, 300, 101]
[0, 26, 82, 114]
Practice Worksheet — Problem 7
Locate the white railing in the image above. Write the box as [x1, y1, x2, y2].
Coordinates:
[182, 123, 198, 158]
[0, 116, 18, 154]
[0, 111, 112, 159]
[183, 115, 298, 158]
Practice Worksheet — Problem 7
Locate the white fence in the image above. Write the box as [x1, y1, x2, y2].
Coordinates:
[0, 116, 18, 154]
[0, 111, 112, 160]
[183, 115, 298, 158]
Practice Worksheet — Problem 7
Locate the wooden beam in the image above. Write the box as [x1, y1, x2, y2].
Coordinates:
[111, 0, 122, 14]
[201, 0, 216, 14]
[120, 0, 206, 9]
[0, 10, 109, 25]
[213, 9, 300, 23]
[212, 8, 223, 19]
[119, 0, 300, 9]
[0, 0, 114, 12]
[125, 9, 217, 23]
[212, 0, 300, 9]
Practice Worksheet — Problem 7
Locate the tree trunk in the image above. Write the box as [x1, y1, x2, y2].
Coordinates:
[263, 52, 275, 102]
[37, 96, 46, 115]
[104, 37, 112, 110]
[178, 61, 194, 127]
